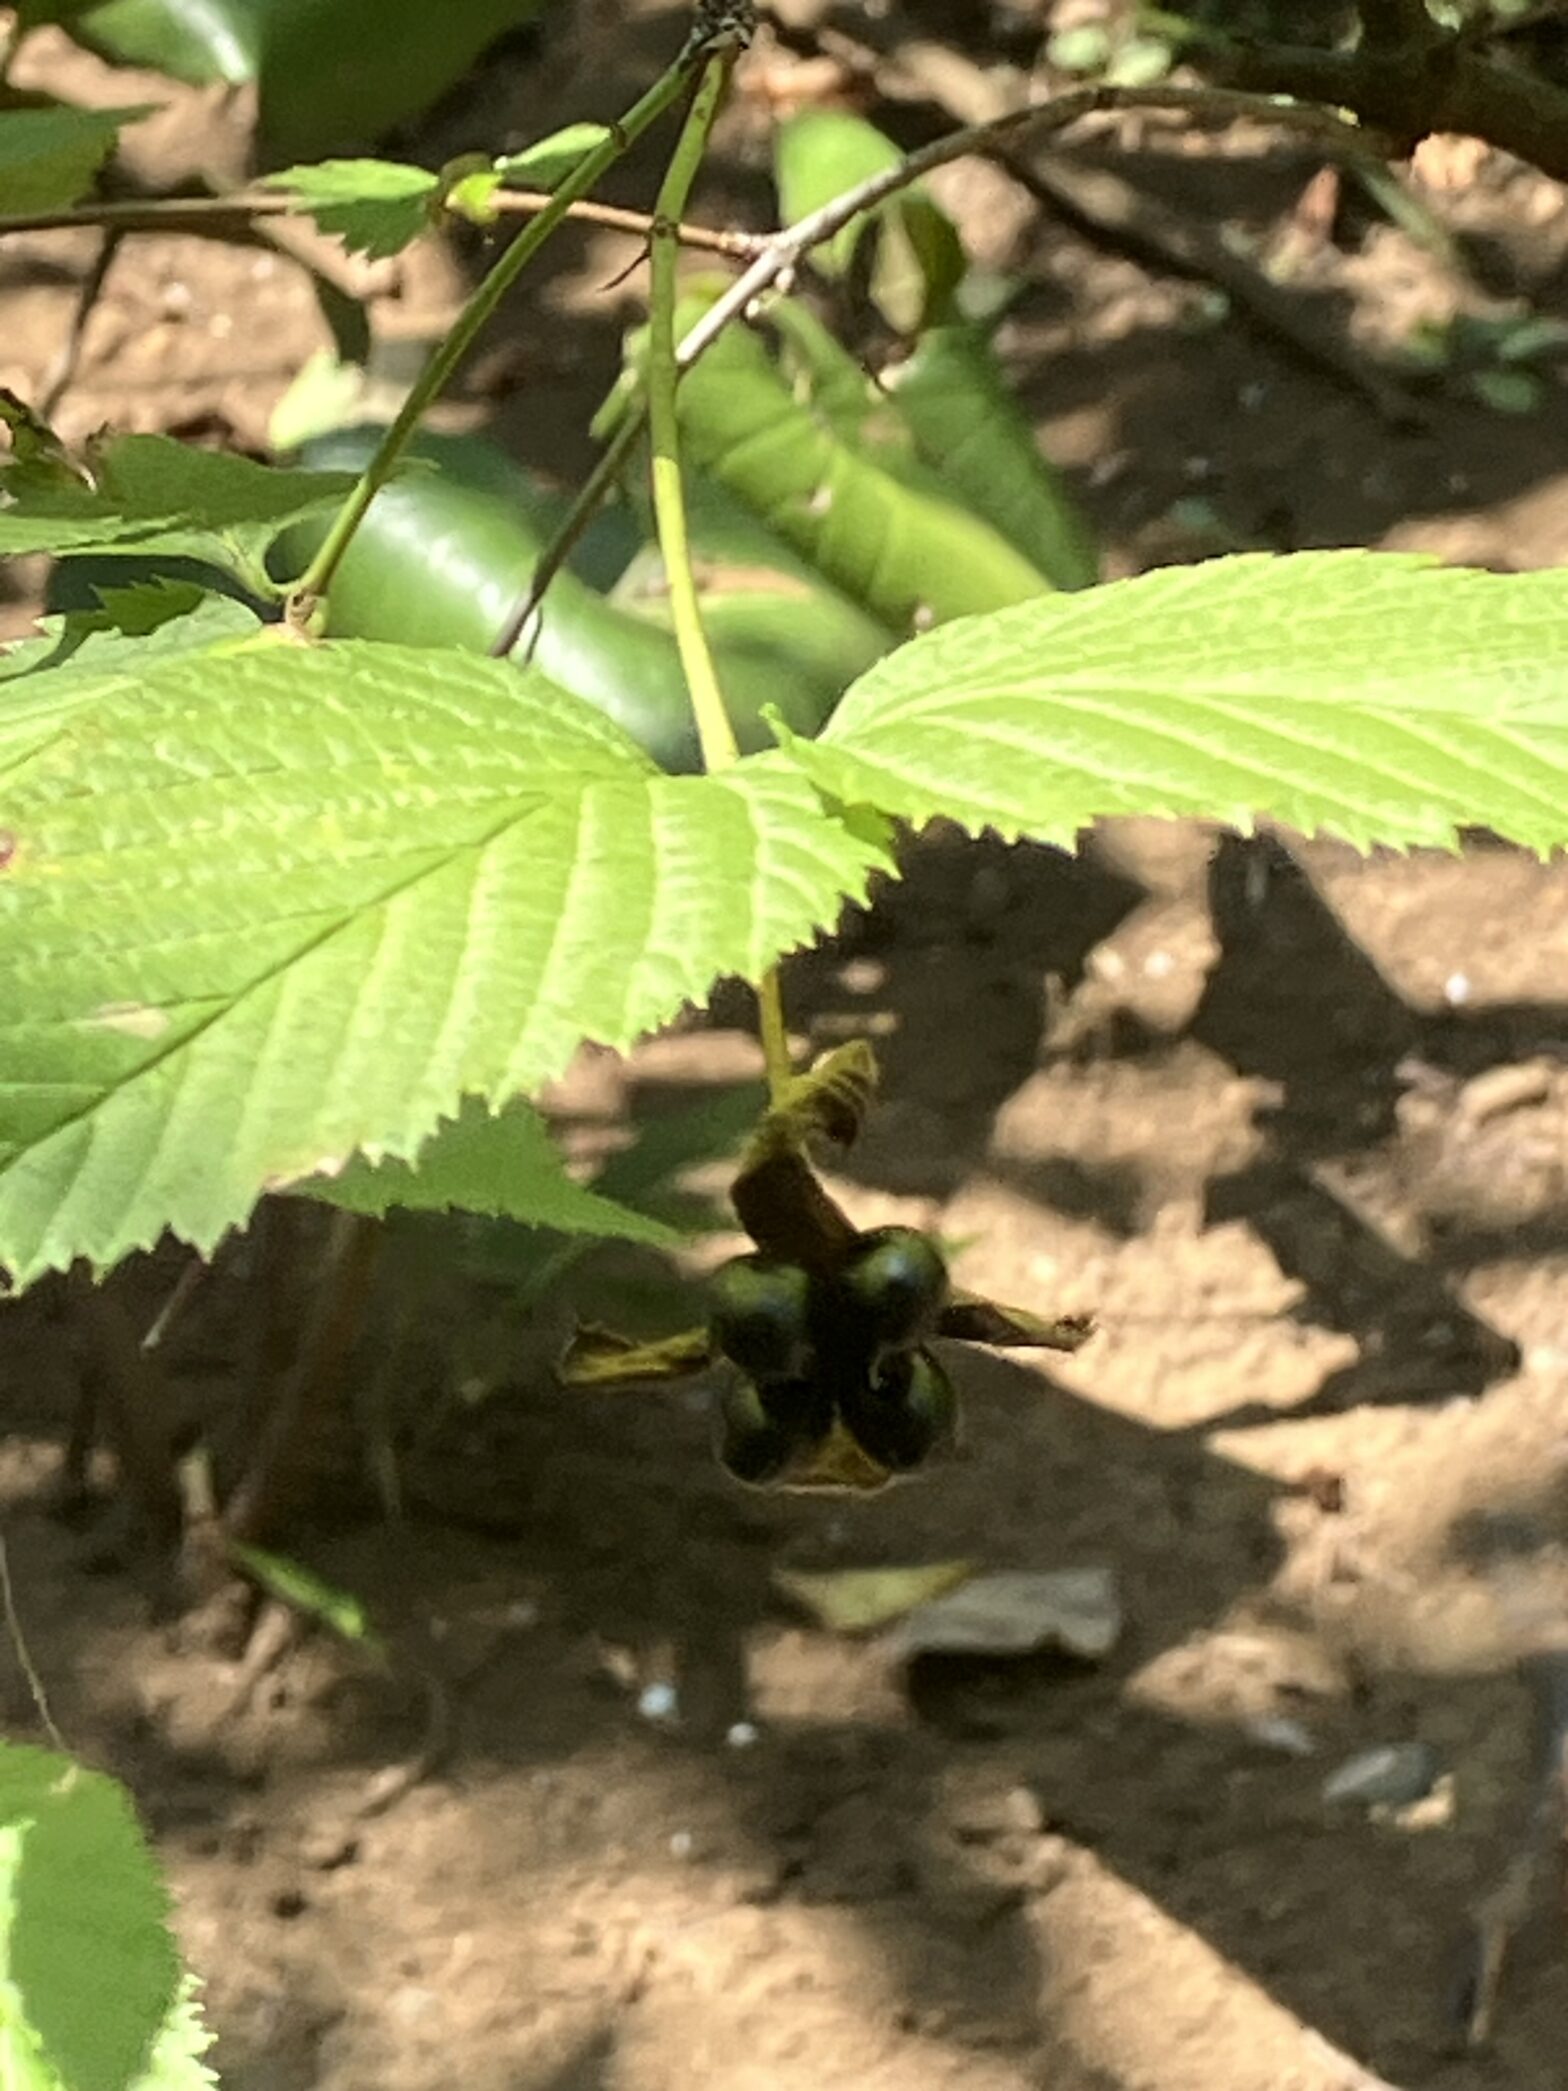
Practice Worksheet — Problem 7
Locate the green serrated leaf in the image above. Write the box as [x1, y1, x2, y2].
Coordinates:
[783, 552, 1568, 853]
[129, 1975, 218, 2091]
[0, 642, 889, 1287]
[0, 394, 83, 494]
[495, 122, 613, 192]
[0, 105, 155, 216]
[0, 1745, 178, 2091]
[0, 586, 259, 683]
[296, 1094, 678, 1244]
[0, 434, 353, 583]
[263, 158, 440, 260]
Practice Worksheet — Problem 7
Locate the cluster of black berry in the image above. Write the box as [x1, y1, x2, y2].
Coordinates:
[705, 1227, 957, 1485]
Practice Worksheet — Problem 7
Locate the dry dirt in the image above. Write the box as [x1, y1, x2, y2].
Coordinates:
[3, 8, 1568, 2091]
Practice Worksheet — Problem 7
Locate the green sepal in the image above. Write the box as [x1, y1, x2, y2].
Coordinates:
[729, 1042, 876, 1272]
[938, 1291, 1096, 1353]
[558, 1324, 714, 1389]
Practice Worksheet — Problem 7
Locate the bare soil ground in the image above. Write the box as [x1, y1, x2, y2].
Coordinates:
[3, 8, 1568, 2090]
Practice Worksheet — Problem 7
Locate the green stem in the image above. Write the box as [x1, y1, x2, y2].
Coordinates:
[289, 47, 700, 618]
[646, 52, 794, 1102]
[647, 53, 741, 773]
[756, 974, 793, 1097]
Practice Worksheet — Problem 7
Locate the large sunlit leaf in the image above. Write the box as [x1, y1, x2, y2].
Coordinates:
[780, 553, 1568, 852]
[0, 640, 886, 1286]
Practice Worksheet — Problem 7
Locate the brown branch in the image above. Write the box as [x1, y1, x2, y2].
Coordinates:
[1002, 154, 1424, 424]
[1213, 36, 1568, 178]
[778, 20, 1425, 422]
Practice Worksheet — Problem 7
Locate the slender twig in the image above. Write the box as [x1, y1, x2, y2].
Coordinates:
[40, 228, 121, 417]
[494, 80, 1382, 686]
[489, 410, 642, 660]
[678, 84, 1381, 375]
[287, 42, 708, 619]
[142, 1255, 207, 1351]
[1457, 1646, 1568, 2047]
[0, 1527, 67, 1752]
[0, 186, 762, 258]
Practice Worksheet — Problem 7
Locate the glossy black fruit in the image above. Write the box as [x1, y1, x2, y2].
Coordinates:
[708, 1254, 815, 1382]
[837, 1227, 949, 1353]
[839, 1349, 958, 1473]
[715, 1375, 830, 1486]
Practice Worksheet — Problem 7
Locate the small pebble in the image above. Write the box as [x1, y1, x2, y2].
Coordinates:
[1246, 1714, 1316, 1757]
[1322, 1742, 1440, 1808]
[637, 1681, 680, 1726]
[669, 1830, 694, 1860]
[726, 1721, 760, 1749]
[1443, 971, 1471, 1006]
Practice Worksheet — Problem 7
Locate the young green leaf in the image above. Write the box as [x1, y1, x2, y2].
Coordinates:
[780, 552, 1568, 853]
[0, 1744, 179, 2091]
[295, 1095, 679, 1244]
[494, 122, 614, 191]
[262, 159, 441, 260]
[0, 105, 154, 216]
[0, 641, 888, 1287]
